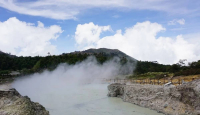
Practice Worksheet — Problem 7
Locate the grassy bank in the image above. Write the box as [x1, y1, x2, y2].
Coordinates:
[127, 72, 174, 79]
[126, 72, 200, 85]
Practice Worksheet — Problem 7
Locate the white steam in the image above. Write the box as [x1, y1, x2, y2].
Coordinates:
[12, 57, 134, 115]
[12, 56, 135, 89]
[11, 56, 135, 114]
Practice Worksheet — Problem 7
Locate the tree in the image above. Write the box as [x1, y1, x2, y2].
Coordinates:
[178, 59, 187, 67]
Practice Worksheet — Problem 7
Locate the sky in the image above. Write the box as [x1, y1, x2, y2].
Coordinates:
[0, 0, 200, 64]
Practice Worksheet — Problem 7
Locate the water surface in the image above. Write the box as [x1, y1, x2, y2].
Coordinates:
[12, 83, 163, 115]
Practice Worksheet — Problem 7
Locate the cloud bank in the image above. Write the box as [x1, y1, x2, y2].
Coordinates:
[0, 17, 62, 56]
[75, 21, 200, 64]
[0, 0, 198, 20]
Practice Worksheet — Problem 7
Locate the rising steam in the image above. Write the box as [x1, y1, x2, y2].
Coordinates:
[11, 56, 135, 114]
[13, 56, 135, 86]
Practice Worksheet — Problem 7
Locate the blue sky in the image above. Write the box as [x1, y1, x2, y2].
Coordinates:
[0, 0, 200, 64]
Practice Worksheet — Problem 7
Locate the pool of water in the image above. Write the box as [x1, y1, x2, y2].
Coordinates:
[12, 83, 163, 115]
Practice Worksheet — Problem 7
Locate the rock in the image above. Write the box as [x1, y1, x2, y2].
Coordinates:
[164, 104, 168, 108]
[108, 79, 200, 115]
[107, 83, 124, 97]
[0, 88, 49, 115]
[164, 82, 175, 88]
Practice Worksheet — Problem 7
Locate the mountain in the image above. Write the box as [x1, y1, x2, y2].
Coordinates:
[71, 48, 137, 61]
[1, 48, 199, 77]
[0, 48, 136, 72]
[0, 51, 16, 57]
[0, 51, 4, 54]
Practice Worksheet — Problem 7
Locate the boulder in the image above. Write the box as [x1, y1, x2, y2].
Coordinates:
[107, 83, 124, 98]
[0, 88, 49, 115]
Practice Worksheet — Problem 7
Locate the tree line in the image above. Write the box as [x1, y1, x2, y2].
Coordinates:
[0, 52, 200, 77]
[134, 60, 200, 76]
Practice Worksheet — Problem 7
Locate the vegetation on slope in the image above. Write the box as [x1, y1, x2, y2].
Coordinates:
[0, 48, 200, 79]
[0, 49, 136, 75]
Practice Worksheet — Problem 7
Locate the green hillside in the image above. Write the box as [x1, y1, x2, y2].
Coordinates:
[0, 48, 200, 78]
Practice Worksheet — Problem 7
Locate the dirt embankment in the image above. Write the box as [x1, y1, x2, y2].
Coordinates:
[0, 88, 49, 115]
[108, 79, 200, 115]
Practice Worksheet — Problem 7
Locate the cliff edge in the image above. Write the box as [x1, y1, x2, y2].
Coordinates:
[108, 80, 200, 115]
[0, 88, 49, 115]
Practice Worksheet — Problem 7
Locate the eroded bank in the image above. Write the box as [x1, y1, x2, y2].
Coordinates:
[108, 79, 200, 115]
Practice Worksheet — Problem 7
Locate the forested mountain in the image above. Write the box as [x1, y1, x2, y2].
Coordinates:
[0, 48, 200, 77]
[81, 48, 136, 61]
[0, 51, 16, 57]
[0, 52, 41, 71]
[0, 48, 136, 74]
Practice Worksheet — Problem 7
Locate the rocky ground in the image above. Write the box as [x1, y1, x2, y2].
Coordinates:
[108, 79, 200, 115]
[0, 88, 49, 115]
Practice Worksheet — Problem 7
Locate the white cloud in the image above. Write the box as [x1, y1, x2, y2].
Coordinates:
[75, 22, 111, 49]
[0, 17, 63, 56]
[168, 19, 185, 25]
[74, 21, 200, 64]
[0, 0, 197, 20]
[177, 19, 185, 25]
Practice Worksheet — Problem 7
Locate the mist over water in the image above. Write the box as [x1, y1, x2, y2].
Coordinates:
[12, 56, 134, 89]
[11, 56, 162, 115]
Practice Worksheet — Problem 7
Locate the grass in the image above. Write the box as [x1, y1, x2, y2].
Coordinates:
[127, 72, 174, 80]
[125, 72, 200, 86]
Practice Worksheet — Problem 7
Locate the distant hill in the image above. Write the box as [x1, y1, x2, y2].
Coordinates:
[0, 51, 4, 54]
[71, 48, 137, 61]
[1, 48, 199, 77]
[0, 51, 16, 57]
